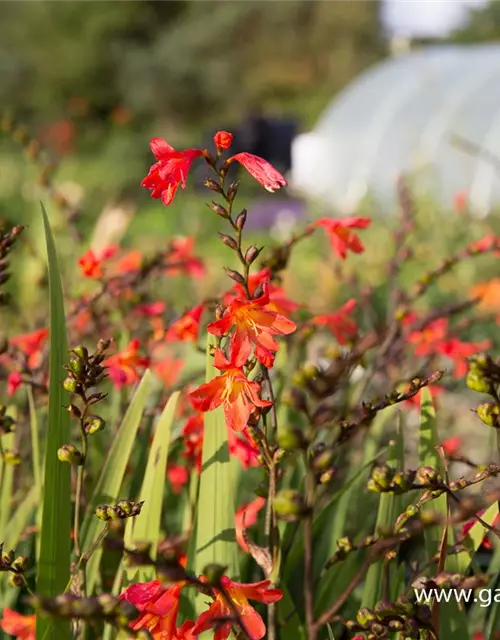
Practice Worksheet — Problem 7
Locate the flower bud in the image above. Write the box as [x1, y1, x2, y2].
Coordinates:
[356, 607, 376, 627]
[318, 468, 337, 485]
[203, 179, 223, 194]
[274, 489, 307, 520]
[2, 449, 21, 466]
[9, 573, 24, 588]
[277, 426, 307, 451]
[311, 446, 335, 472]
[2, 548, 15, 565]
[477, 402, 500, 428]
[68, 353, 84, 374]
[57, 444, 84, 466]
[244, 246, 262, 265]
[85, 415, 106, 435]
[210, 202, 228, 218]
[11, 555, 28, 572]
[95, 505, 111, 521]
[369, 465, 394, 491]
[466, 372, 493, 395]
[203, 563, 226, 586]
[66, 404, 82, 419]
[63, 376, 78, 394]
[218, 233, 238, 250]
[224, 268, 245, 285]
[235, 209, 247, 229]
[414, 466, 442, 485]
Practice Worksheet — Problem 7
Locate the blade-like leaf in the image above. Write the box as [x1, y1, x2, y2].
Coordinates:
[194, 335, 238, 591]
[81, 371, 152, 594]
[126, 391, 180, 583]
[362, 417, 404, 608]
[419, 387, 468, 640]
[36, 204, 72, 640]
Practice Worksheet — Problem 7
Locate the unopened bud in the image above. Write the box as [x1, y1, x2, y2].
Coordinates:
[277, 426, 307, 451]
[227, 183, 239, 203]
[57, 444, 84, 466]
[63, 376, 78, 394]
[210, 202, 228, 218]
[68, 353, 84, 374]
[370, 465, 394, 491]
[224, 268, 245, 285]
[218, 233, 238, 250]
[356, 607, 376, 627]
[9, 573, 24, 588]
[203, 179, 223, 194]
[244, 246, 262, 265]
[415, 466, 441, 485]
[466, 372, 493, 395]
[66, 404, 82, 419]
[11, 555, 28, 572]
[477, 402, 500, 428]
[2, 449, 21, 466]
[235, 209, 247, 230]
[274, 489, 307, 520]
[311, 446, 335, 472]
[85, 415, 106, 435]
[203, 563, 226, 586]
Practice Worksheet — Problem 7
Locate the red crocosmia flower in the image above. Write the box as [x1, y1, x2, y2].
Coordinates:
[227, 152, 287, 193]
[226, 268, 299, 318]
[462, 510, 500, 551]
[78, 246, 118, 279]
[10, 328, 48, 369]
[208, 284, 296, 366]
[468, 235, 500, 254]
[235, 497, 266, 552]
[104, 338, 149, 388]
[120, 580, 191, 639]
[166, 305, 204, 343]
[7, 371, 23, 397]
[151, 356, 184, 388]
[191, 576, 282, 640]
[314, 216, 371, 260]
[407, 318, 449, 357]
[228, 427, 260, 469]
[181, 413, 204, 473]
[310, 299, 358, 345]
[134, 301, 166, 317]
[142, 138, 205, 206]
[437, 337, 491, 378]
[167, 464, 189, 494]
[189, 349, 272, 432]
[440, 436, 463, 456]
[214, 130, 233, 150]
[0, 609, 36, 640]
[166, 237, 205, 278]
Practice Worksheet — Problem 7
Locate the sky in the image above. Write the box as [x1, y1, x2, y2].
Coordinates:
[382, 0, 490, 37]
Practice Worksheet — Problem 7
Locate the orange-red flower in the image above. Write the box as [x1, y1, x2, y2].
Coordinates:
[151, 356, 184, 388]
[310, 299, 358, 345]
[235, 497, 266, 552]
[188, 349, 272, 432]
[120, 580, 193, 639]
[313, 217, 371, 259]
[104, 338, 149, 388]
[462, 509, 500, 551]
[227, 152, 287, 193]
[208, 285, 296, 366]
[7, 371, 23, 397]
[438, 337, 491, 378]
[10, 328, 48, 369]
[181, 413, 204, 473]
[225, 268, 299, 317]
[214, 131, 233, 150]
[440, 436, 462, 456]
[407, 318, 449, 357]
[227, 427, 260, 469]
[191, 576, 282, 640]
[78, 246, 118, 278]
[142, 138, 205, 206]
[0, 609, 36, 640]
[166, 237, 205, 278]
[166, 305, 204, 343]
[167, 464, 189, 494]
[134, 301, 167, 317]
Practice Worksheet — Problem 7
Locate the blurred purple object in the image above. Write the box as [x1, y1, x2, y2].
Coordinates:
[245, 198, 306, 230]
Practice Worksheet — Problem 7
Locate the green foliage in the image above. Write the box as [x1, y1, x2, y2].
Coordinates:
[36, 204, 72, 640]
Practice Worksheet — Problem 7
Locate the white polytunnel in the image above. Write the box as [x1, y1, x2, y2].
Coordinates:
[290, 44, 500, 216]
